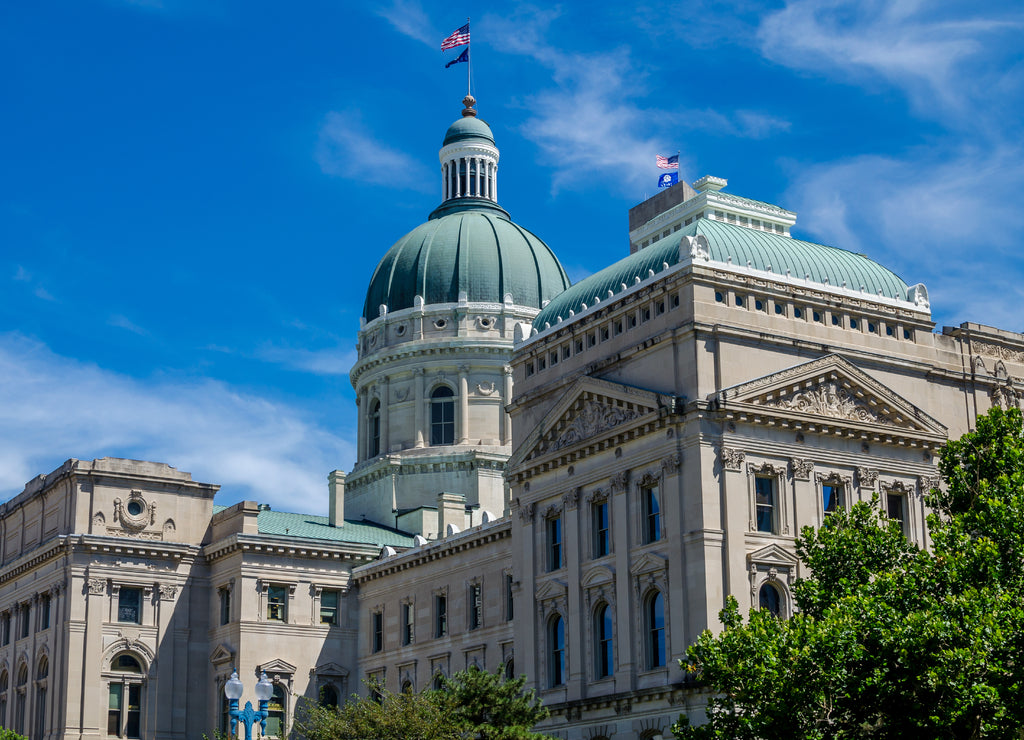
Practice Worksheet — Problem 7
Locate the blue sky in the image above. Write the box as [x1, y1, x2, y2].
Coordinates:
[2, 1, 1022, 512]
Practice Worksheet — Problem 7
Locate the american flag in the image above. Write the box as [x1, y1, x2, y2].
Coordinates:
[656, 154, 679, 170]
[441, 23, 470, 51]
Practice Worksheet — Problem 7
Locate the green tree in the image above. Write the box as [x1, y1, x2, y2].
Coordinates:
[0, 730, 27, 740]
[296, 665, 549, 740]
[674, 407, 1024, 740]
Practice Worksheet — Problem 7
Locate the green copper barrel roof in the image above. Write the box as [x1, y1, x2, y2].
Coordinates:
[533, 217, 911, 329]
[443, 116, 495, 146]
[257, 508, 415, 547]
[363, 203, 570, 322]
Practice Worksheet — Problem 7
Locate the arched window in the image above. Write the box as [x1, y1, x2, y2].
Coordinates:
[0, 670, 8, 730]
[15, 664, 27, 736]
[401, 679, 413, 694]
[548, 615, 565, 687]
[369, 399, 381, 457]
[759, 582, 782, 617]
[430, 386, 455, 445]
[266, 684, 286, 737]
[504, 659, 514, 681]
[594, 603, 613, 679]
[645, 591, 666, 669]
[35, 657, 48, 740]
[108, 653, 143, 738]
[432, 672, 445, 691]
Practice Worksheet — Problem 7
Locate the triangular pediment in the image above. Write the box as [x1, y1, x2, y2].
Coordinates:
[535, 579, 568, 602]
[630, 551, 668, 577]
[314, 661, 349, 678]
[209, 644, 234, 666]
[711, 354, 947, 442]
[258, 658, 297, 675]
[747, 543, 799, 568]
[509, 377, 666, 470]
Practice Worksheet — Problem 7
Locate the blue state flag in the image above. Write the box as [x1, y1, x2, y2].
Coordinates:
[445, 48, 469, 68]
[658, 172, 678, 188]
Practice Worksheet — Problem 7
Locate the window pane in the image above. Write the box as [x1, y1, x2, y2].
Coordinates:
[267, 586, 287, 621]
[755, 477, 775, 533]
[125, 684, 141, 738]
[320, 590, 338, 625]
[108, 684, 122, 736]
[647, 593, 665, 668]
[118, 589, 141, 624]
[593, 502, 609, 557]
[759, 583, 781, 616]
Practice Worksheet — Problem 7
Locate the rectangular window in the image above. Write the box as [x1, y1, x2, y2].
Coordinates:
[593, 501, 610, 557]
[547, 516, 562, 571]
[755, 476, 776, 533]
[219, 588, 231, 626]
[505, 574, 514, 622]
[469, 584, 482, 630]
[372, 611, 383, 653]
[125, 684, 141, 738]
[643, 485, 661, 543]
[267, 585, 287, 622]
[887, 492, 906, 529]
[435, 594, 447, 638]
[39, 594, 50, 630]
[19, 604, 30, 638]
[118, 588, 141, 624]
[402, 602, 414, 645]
[823, 484, 843, 515]
[320, 590, 339, 625]
[1, 612, 9, 645]
[108, 684, 122, 736]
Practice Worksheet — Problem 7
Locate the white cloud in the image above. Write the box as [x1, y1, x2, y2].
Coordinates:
[0, 333, 352, 511]
[255, 344, 357, 376]
[108, 314, 148, 335]
[316, 111, 433, 192]
[374, 0, 436, 47]
[784, 144, 1024, 331]
[758, 1, 1024, 129]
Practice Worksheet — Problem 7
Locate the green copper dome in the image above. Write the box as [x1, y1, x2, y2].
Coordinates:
[442, 116, 495, 146]
[534, 217, 912, 329]
[363, 201, 570, 322]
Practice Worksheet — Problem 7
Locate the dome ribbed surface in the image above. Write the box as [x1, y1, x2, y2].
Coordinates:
[363, 206, 570, 322]
[533, 217, 911, 329]
[443, 116, 495, 146]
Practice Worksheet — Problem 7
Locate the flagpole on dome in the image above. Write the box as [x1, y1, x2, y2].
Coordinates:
[466, 17, 471, 98]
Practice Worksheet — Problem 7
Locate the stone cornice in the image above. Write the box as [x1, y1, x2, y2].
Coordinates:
[202, 533, 382, 565]
[351, 342, 514, 386]
[347, 450, 508, 489]
[352, 519, 511, 583]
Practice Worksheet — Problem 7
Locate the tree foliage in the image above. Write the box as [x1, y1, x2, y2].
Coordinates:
[296, 665, 549, 740]
[674, 407, 1024, 740]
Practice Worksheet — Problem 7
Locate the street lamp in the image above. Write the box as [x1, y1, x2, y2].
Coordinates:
[224, 669, 275, 740]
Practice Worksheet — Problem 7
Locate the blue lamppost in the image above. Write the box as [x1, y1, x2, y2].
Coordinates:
[224, 669, 274, 740]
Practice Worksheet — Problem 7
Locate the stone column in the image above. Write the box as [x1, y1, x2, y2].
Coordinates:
[356, 392, 365, 461]
[414, 369, 425, 448]
[381, 376, 390, 455]
[459, 365, 470, 444]
[502, 365, 513, 446]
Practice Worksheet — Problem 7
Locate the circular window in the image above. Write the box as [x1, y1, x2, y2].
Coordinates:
[395, 324, 406, 336]
[127, 501, 143, 516]
[434, 318, 448, 330]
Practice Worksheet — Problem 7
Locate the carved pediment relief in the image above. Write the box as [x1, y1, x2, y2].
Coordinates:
[258, 658, 297, 675]
[629, 551, 668, 578]
[509, 377, 663, 471]
[711, 354, 947, 441]
[314, 661, 349, 678]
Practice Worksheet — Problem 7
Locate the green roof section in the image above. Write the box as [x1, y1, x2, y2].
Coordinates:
[533, 218, 912, 329]
[256, 508, 415, 547]
[442, 115, 495, 146]
[363, 205, 571, 322]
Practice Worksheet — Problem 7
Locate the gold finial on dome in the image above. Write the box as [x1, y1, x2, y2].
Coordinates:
[462, 95, 477, 117]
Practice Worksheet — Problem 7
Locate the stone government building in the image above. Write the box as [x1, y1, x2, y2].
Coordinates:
[2, 97, 1022, 740]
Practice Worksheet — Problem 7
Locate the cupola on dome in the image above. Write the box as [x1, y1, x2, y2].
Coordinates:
[363, 97, 569, 322]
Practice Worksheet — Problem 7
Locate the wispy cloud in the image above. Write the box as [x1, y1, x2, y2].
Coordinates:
[374, 0, 437, 47]
[108, 314, 148, 335]
[784, 144, 1024, 331]
[758, 1, 1024, 131]
[255, 343, 356, 376]
[316, 110, 433, 192]
[0, 333, 352, 510]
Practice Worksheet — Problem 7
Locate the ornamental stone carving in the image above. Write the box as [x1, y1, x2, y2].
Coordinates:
[515, 500, 536, 524]
[719, 446, 745, 471]
[87, 578, 106, 596]
[974, 341, 1024, 364]
[918, 475, 941, 492]
[158, 584, 178, 600]
[991, 383, 1020, 410]
[553, 401, 640, 450]
[562, 488, 580, 510]
[857, 467, 879, 489]
[610, 471, 630, 492]
[475, 382, 497, 396]
[790, 458, 814, 481]
[760, 381, 882, 423]
[661, 453, 681, 472]
[114, 491, 155, 532]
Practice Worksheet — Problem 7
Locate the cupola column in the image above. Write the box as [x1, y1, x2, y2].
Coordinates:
[356, 392, 365, 460]
[414, 368, 425, 448]
[380, 376, 390, 455]
[476, 157, 483, 197]
[459, 365, 470, 444]
[502, 364, 513, 445]
[442, 162, 448, 200]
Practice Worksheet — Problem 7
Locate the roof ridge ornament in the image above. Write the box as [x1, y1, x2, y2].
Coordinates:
[462, 95, 477, 117]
